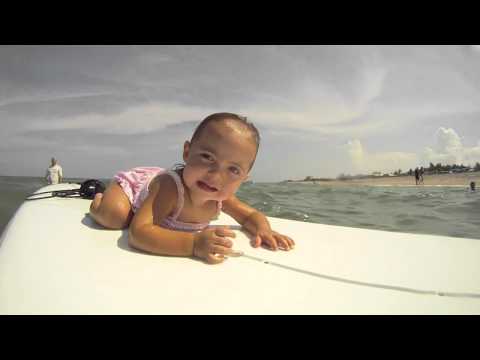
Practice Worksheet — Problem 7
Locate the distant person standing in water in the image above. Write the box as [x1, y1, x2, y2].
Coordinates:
[470, 181, 476, 192]
[419, 166, 424, 184]
[45, 157, 63, 184]
[414, 167, 420, 185]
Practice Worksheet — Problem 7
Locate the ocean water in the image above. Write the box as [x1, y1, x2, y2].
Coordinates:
[1, 176, 479, 240]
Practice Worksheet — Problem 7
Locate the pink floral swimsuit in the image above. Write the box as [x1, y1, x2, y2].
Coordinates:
[114, 166, 222, 232]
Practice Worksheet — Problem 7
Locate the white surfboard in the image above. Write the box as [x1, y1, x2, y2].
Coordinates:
[1, 183, 479, 314]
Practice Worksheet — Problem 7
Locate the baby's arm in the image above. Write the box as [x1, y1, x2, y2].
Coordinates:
[128, 175, 234, 263]
[222, 195, 295, 251]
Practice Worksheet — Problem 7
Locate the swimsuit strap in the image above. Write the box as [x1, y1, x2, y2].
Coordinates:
[165, 170, 185, 220]
[166, 168, 222, 222]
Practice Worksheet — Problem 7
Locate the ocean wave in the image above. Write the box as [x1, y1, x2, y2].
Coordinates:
[2, 177, 479, 240]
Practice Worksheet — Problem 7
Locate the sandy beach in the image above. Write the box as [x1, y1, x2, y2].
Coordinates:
[291, 172, 480, 187]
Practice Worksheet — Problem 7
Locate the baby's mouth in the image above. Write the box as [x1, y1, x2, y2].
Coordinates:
[197, 180, 218, 192]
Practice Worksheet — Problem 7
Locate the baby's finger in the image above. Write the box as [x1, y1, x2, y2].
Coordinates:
[261, 233, 278, 251]
[286, 235, 295, 248]
[272, 231, 295, 249]
[213, 236, 233, 248]
[215, 226, 236, 238]
[251, 235, 261, 248]
[275, 235, 292, 251]
[211, 245, 234, 256]
[206, 253, 225, 265]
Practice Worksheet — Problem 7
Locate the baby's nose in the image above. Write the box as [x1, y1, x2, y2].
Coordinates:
[207, 163, 222, 174]
[207, 166, 224, 181]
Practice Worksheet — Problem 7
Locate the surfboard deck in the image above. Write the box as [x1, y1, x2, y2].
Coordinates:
[1, 183, 479, 314]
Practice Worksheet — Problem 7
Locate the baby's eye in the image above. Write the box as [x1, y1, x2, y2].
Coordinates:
[229, 167, 241, 175]
[201, 153, 213, 161]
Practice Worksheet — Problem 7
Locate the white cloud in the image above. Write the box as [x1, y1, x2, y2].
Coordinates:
[435, 127, 462, 152]
[247, 65, 389, 137]
[345, 139, 417, 174]
[68, 144, 130, 156]
[0, 92, 115, 109]
[3, 45, 480, 180]
[9, 46, 479, 141]
[26, 102, 218, 135]
[20, 69, 389, 138]
[0, 133, 130, 159]
[422, 127, 480, 166]
[346, 128, 480, 177]
[0, 134, 56, 151]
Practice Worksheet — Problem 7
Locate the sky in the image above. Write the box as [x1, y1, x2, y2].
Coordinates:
[1, 45, 480, 182]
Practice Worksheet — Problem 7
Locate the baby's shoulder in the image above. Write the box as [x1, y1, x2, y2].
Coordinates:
[146, 172, 180, 215]
[149, 172, 178, 196]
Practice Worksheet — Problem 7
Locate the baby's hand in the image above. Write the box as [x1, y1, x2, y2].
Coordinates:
[253, 229, 295, 251]
[193, 226, 236, 264]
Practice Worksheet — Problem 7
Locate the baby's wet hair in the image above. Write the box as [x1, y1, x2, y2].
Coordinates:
[190, 112, 260, 155]
[173, 113, 260, 173]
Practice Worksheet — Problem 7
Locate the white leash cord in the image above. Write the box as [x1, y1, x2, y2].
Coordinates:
[239, 253, 480, 299]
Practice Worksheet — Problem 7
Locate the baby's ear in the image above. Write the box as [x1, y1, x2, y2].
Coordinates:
[183, 141, 191, 162]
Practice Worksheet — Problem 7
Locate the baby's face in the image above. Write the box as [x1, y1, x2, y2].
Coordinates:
[182, 120, 257, 202]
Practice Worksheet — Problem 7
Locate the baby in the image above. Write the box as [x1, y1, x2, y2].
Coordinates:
[89, 112, 294, 264]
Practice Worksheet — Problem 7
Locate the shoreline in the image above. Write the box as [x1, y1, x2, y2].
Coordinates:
[287, 172, 480, 187]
